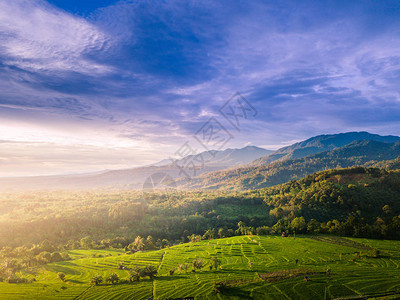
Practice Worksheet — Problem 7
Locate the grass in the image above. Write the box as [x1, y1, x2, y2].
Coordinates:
[1, 235, 400, 299]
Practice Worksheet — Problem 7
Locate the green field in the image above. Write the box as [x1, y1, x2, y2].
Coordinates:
[1, 235, 400, 299]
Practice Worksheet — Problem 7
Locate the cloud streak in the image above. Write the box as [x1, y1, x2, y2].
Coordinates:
[1, 0, 400, 175]
[0, 0, 112, 74]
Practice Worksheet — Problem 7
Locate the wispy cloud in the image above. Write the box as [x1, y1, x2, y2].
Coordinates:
[0, 0, 112, 74]
[1, 0, 400, 175]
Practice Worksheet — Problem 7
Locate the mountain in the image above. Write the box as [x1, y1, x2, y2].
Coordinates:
[0, 146, 271, 191]
[251, 132, 400, 166]
[2, 132, 398, 192]
[153, 146, 272, 167]
[181, 139, 400, 190]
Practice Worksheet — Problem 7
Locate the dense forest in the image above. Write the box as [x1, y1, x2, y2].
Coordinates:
[2, 166, 400, 281]
[1, 167, 400, 248]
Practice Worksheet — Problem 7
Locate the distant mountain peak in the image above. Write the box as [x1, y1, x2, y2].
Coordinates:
[250, 131, 400, 167]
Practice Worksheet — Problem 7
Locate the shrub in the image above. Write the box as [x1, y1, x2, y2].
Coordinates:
[371, 249, 380, 258]
[213, 281, 228, 293]
[106, 272, 119, 284]
[129, 265, 157, 281]
[90, 275, 103, 285]
[57, 272, 66, 282]
[325, 267, 331, 275]
[61, 252, 71, 261]
[51, 252, 63, 262]
[210, 257, 221, 270]
[7, 277, 28, 284]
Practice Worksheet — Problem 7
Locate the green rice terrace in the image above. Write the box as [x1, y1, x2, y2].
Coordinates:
[1, 235, 400, 300]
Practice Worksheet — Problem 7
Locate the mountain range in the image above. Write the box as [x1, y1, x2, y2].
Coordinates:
[183, 139, 400, 190]
[1, 131, 399, 191]
[153, 146, 272, 167]
[181, 132, 400, 190]
[250, 132, 400, 166]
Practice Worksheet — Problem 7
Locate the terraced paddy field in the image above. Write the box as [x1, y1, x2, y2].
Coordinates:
[1, 235, 400, 299]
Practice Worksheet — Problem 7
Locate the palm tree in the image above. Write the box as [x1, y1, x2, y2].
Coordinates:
[193, 259, 205, 271]
[129, 266, 143, 282]
[143, 265, 157, 279]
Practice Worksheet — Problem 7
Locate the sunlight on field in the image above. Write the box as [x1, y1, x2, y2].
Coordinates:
[1, 236, 400, 299]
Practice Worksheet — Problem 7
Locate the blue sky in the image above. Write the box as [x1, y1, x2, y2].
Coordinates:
[1, 0, 400, 176]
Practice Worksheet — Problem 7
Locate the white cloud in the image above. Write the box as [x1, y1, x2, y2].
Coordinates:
[0, 0, 112, 74]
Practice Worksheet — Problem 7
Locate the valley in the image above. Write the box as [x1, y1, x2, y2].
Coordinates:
[1, 133, 400, 299]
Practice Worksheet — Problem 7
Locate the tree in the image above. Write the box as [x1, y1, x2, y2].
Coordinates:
[382, 205, 392, 215]
[203, 229, 217, 240]
[36, 251, 52, 264]
[143, 265, 157, 279]
[178, 263, 190, 273]
[236, 221, 245, 235]
[156, 239, 170, 248]
[291, 217, 306, 233]
[106, 272, 119, 284]
[146, 236, 156, 249]
[335, 175, 342, 184]
[80, 236, 94, 249]
[272, 219, 288, 234]
[210, 257, 221, 270]
[187, 234, 202, 243]
[129, 271, 140, 282]
[161, 239, 169, 248]
[91, 274, 103, 285]
[130, 266, 144, 282]
[57, 272, 66, 282]
[193, 259, 205, 271]
[132, 236, 146, 251]
[218, 228, 228, 238]
[307, 219, 321, 233]
[51, 252, 63, 262]
[256, 226, 271, 235]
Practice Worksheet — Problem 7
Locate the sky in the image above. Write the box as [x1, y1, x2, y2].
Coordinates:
[1, 0, 400, 176]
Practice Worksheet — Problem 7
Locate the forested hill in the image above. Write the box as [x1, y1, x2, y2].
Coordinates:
[182, 140, 400, 190]
[2, 166, 400, 250]
[260, 167, 400, 222]
[250, 131, 400, 166]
